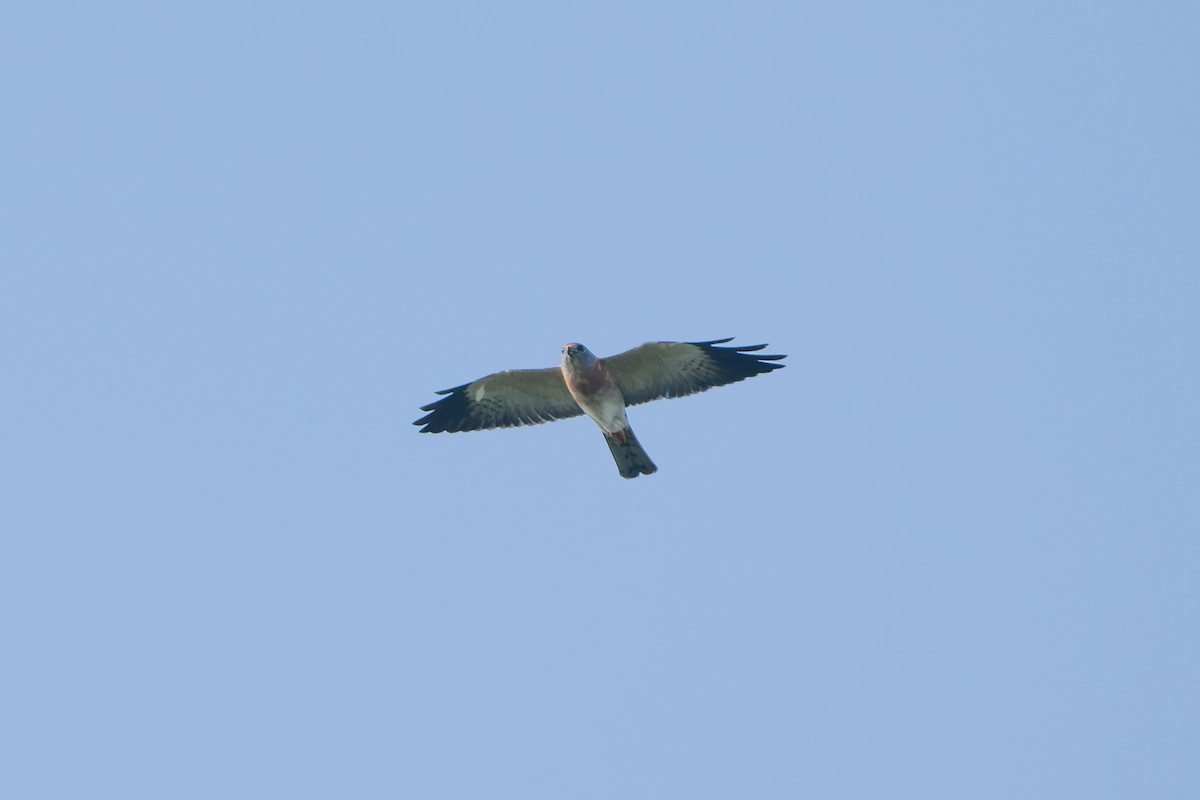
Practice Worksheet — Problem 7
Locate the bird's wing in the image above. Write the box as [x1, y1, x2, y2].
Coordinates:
[414, 366, 583, 433]
[605, 338, 786, 407]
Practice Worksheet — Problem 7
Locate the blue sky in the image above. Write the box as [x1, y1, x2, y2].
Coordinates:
[3, 2, 1198, 797]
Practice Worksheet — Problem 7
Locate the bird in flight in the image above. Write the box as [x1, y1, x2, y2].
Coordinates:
[415, 338, 786, 479]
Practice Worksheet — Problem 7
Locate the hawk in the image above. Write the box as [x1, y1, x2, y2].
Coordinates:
[415, 338, 786, 478]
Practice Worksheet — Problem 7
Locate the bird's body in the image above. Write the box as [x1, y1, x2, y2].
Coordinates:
[560, 343, 656, 477]
[415, 338, 785, 479]
[560, 343, 628, 434]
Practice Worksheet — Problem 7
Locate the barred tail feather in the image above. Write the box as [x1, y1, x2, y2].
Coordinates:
[603, 427, 658, 479]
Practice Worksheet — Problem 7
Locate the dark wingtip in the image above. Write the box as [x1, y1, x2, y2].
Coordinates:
[413, 382, 472, 433]
[690, 338, 787, 381]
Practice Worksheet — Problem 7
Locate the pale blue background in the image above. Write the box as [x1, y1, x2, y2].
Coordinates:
[2, 2, 1198, 798]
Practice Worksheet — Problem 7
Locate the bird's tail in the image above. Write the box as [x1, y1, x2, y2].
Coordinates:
[603, 427, 658, 479]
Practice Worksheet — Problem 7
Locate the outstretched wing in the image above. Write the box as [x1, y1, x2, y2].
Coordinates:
[605, 338, 786, 407]
[414, 367, 583, 433]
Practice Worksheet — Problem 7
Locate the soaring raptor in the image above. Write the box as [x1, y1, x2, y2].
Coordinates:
[415, 338, 786, 479]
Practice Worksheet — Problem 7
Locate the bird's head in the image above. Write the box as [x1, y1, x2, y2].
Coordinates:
[561, 342, 594, 368]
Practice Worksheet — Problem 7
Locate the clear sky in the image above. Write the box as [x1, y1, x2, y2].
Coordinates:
[2, 2, 1198, 798]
